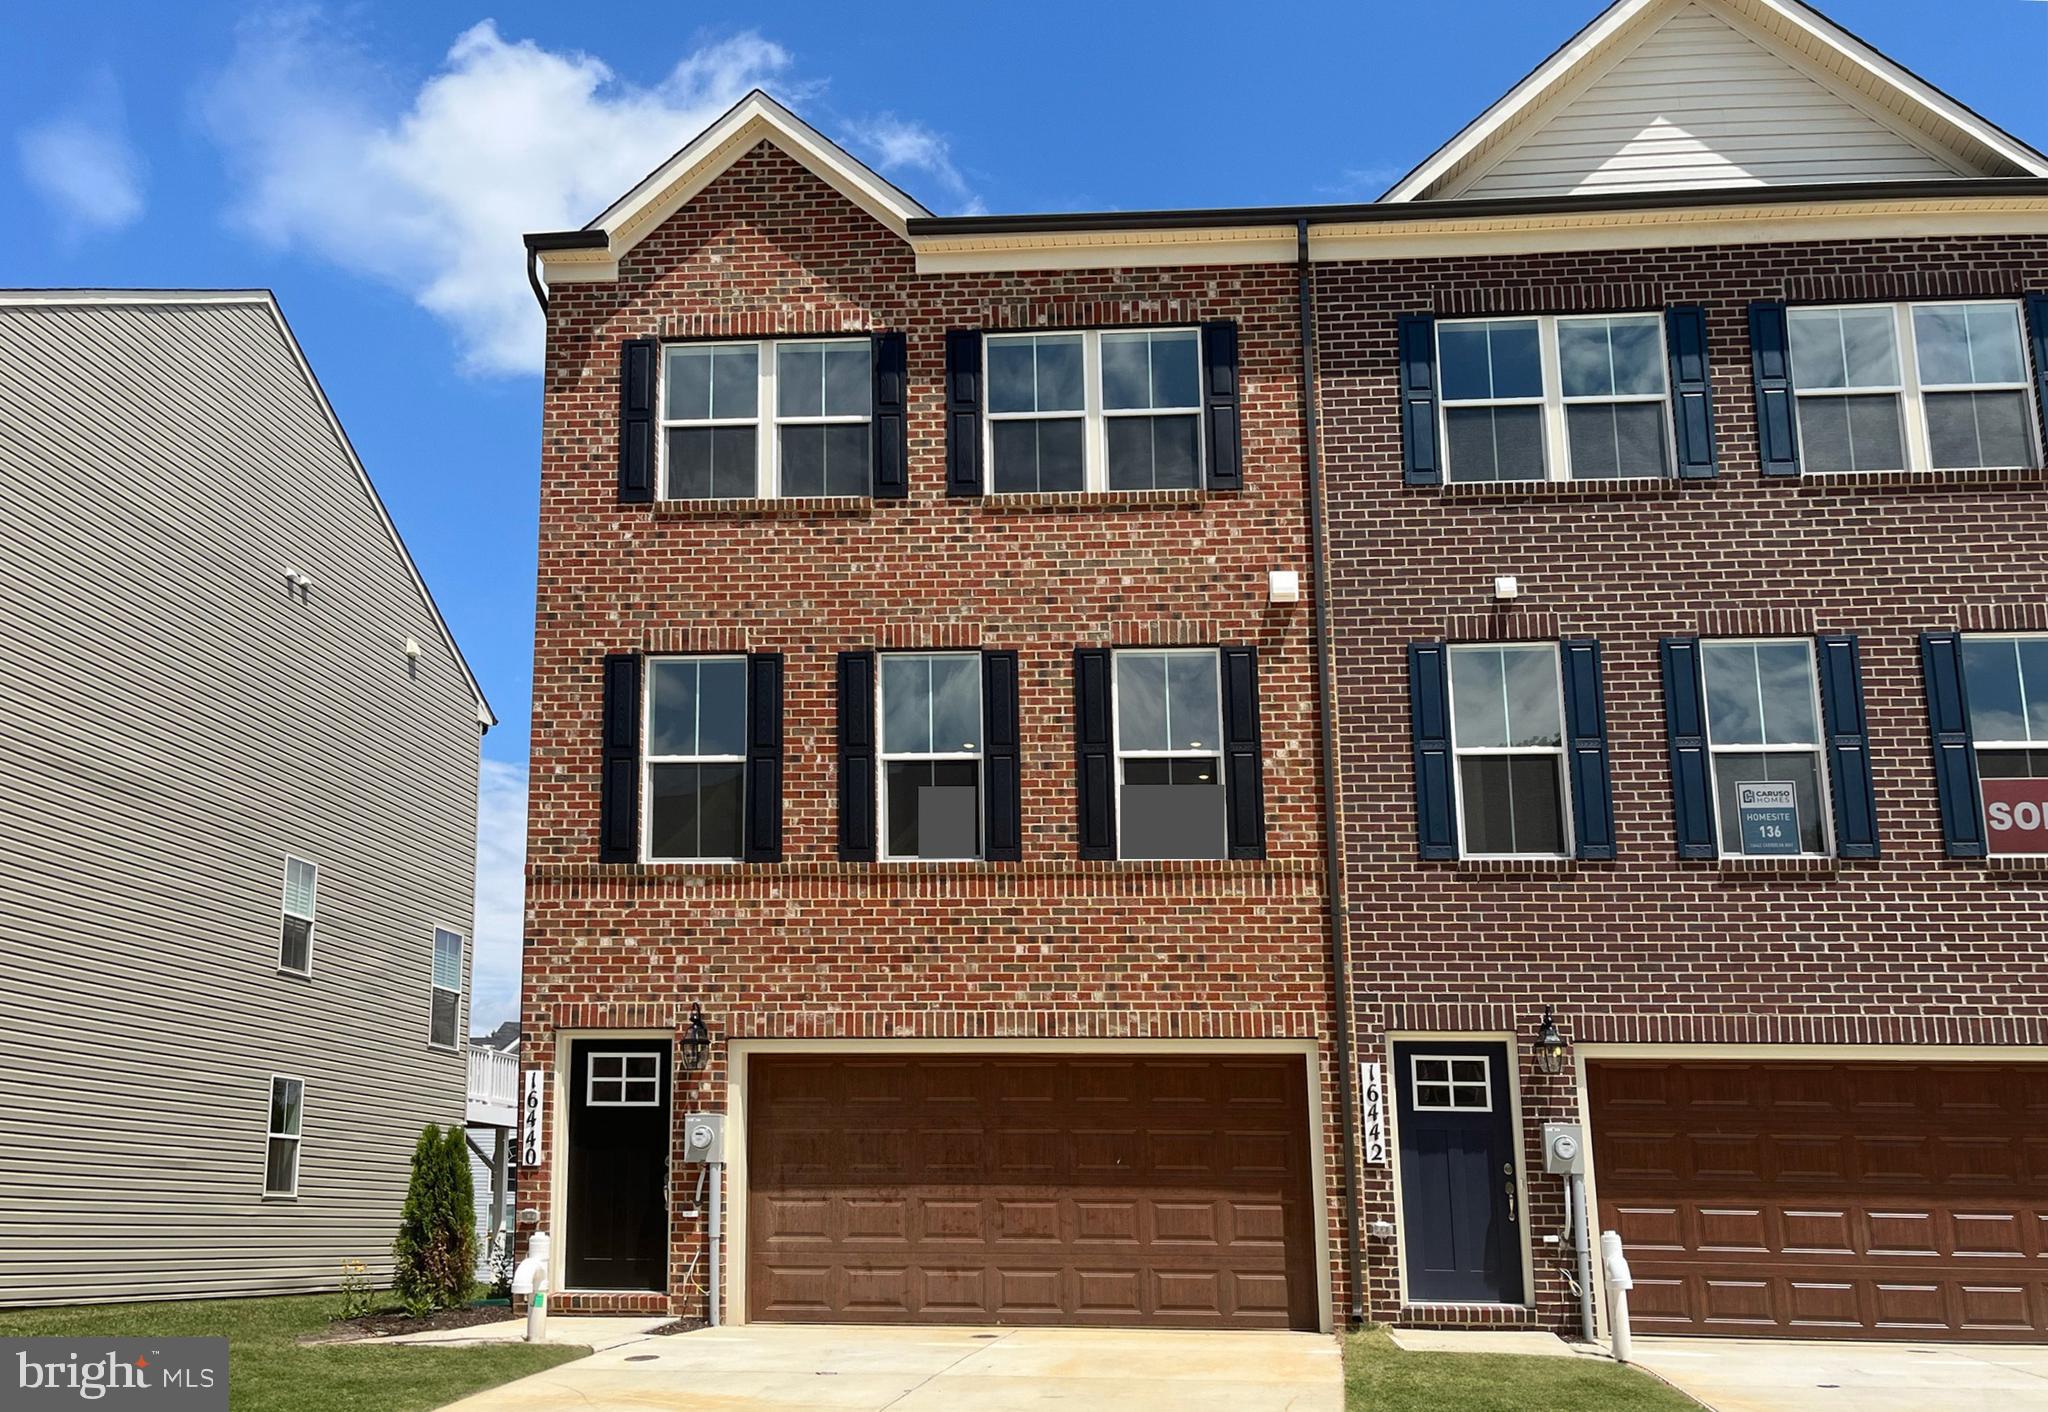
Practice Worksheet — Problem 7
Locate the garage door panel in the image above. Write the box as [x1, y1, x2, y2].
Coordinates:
[1591, 1059, 2048, 1342]
[747, 1053, 1317, 1329]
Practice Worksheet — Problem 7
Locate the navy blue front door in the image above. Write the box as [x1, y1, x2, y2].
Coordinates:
[1393, 1040, 1523, 1304]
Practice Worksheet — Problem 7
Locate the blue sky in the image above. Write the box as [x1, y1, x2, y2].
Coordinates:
[6, 0, 2044, 1022]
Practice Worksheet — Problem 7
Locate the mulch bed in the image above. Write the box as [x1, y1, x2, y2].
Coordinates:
[316, 1305, 516, 1342]
[643, 1318, 708, 1337]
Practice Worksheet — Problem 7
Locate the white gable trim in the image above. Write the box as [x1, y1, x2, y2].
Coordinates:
[1383, 0, 2048, 203]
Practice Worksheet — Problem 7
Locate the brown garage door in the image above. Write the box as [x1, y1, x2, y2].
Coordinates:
[746, 1053, 1319, 1329]
[1589, 1060, 2048, 1341]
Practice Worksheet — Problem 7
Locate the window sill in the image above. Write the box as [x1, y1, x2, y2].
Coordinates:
[1438, 475, 1687, 500]
[649, 495, 872, 518]
[1450, 856, 1578, 877]
[1715, 854, 1838, 875]
[1789, 465, 2048, 492]
[975, 488, 1210, 512]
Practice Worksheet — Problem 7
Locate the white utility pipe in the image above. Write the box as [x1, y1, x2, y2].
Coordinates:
[1570, 1172, 1595, 1342]
[512, 1231, 551, 1344]
[707, 1161, 723, 1327]
[1601, 1229, 1634, 1364]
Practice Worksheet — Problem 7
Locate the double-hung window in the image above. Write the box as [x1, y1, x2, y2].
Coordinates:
[1961, 634, 2048, 782]
[279, 856, 316, 975]
[430, 928, 463, 1049]
[264, 1076, 304, 1197]
[1447, 644, 1569, 856]
[644, 656, 748, 861]
[1699, 639, 1830, 857]
[880, 653, 983, 860]
[986, 328, 1203, 493]
[1786, 302, 2039, 473]
[1439, 314, 1672, 483]
[1114, 649, 1227, 859]
[661, 339, 872, 499]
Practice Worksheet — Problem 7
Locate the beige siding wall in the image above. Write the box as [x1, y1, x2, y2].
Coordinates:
[0, 297, 483, 1305]
[1453, 3, 1964, 198]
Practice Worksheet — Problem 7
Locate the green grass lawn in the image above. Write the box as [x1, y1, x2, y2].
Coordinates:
[1344, 1327, 1699, 1412]
[0, 1294, 586, 1412]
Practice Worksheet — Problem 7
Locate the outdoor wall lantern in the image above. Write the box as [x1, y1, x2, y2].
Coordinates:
[680, 1004, 711, 1072]
[1533, 1006, 1568, 1076]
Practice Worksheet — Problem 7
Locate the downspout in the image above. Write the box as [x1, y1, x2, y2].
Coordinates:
[1298, 216, 1365, 1326]
[525, 246, 549, 314]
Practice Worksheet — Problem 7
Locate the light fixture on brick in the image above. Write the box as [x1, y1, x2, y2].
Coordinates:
[1533, 1006, 1567, 1076]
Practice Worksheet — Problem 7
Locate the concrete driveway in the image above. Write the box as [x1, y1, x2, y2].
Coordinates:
[441, 1321, 1341, 1411]
[1630, 1336, 2048, 1411]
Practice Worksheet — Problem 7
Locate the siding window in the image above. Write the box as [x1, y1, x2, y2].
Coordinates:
[1961, 634, 2048, 783]
[660, 340, 871, 499]
[430, 928, 463, 1049]
[1114, 649, 1227, 859]
[644, 656, 747, 861]
[1700, 639, 1831, 857]
[264, 1076, 303, 1197]
[1439, 315, 1671, 483]
[1447, 644, 1570, 857]
[879, 653, 982, 860]
[986, 329, 1203, 493]
[279, 856, 316, 975]
[1788, 302, 2038, 473]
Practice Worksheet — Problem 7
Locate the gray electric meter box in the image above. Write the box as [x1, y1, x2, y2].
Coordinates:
[682, 1112, 727, 1164]
[1543, 1122, 1585, 1175]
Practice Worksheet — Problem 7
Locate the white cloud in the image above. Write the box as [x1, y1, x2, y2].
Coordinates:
[470, 756, 527, 1032]
[843, 113, 984, 215]
[1317, 163, 1409, 201]
[199, 15, 794, 375]
[17, 73, 145, 233]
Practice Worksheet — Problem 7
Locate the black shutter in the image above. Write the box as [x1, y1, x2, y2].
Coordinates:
[1815, 635, 1878, 860]
[836, 651, 877, 862]
[1220, 645, 1266, 859]
[619, 338, 658, 503]
[982, 650, 1021, 862]
[1559, 639, 1616, 860]
[945, 330, 983, 497]
[2026, 294, 2048, 459]
[1665, 305, 1717, 479]
[1748, 302, 1801, 477]
[1408, 642, 1456, 859]
[599, 653, 641, 863]
[744, 653, 784, 863]
[1398, 315, 1442, 486]
[1201, 321, 1243, 491]
[1659, 637, 1718, 858]
[1074, 649, 1115, 860]
[871, 332, 908, 498]
[1920, 631, 1986, 858]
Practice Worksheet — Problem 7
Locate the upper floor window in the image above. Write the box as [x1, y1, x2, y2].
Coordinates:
[1439, 314, 1671, 483]
[985, 328, 1203, 493]
[661, 339, 872, 499]
[880, 652, 982, 860]
[264, 1076, 304, 1197]
[1787, 301, 2038, 473]
[1961, 634, 2048, 782]
[644, 656, 747, 861]
[279, 856, 316, 975]
[1699, 639, 1829, 857]
[430, 928, 463, 1049]
[1114, 649, 1226, 859]
[1447, 644, 1569, 856]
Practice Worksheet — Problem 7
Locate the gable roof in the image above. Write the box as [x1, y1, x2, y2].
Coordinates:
[0, 289, 494, 730]
[1383, 0, 2048, 202]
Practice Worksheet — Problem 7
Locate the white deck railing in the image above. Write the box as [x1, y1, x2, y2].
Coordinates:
[465, 1045, 518, 1128]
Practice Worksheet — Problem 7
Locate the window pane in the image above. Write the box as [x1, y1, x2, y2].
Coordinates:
[1107, 415, 1201, 490]
[1915, 303, 2027, 386]
[826, 342, 872, 416]
[1116, 654, 1169, 753]
[987, 338, 1036, 414]
[1446, 405, 1545, 482]
[1704, 641, 1815, 747]
[780, 424, 873, 496]
[1925, 391, 2032, 470]
[1714, 751, 1826, 854]
[1036, 335, 1084, 411]
[1610, 317, 1665, 395]
[1450, 1059, 1485, 1083]
[1840, 308, 1898, 386]
[777, 343, 823, 417]
[928, 656, 982, 752]
[648, 658, 745, 757]
[711, 345, 758, 417]
[432, 929, 463, 990]
[280, 916, 310, 973]
[1166, 653, 1222, 749]
[266, 1137, 299, 1194]
[991, 334, 1084, 413]
[881, 655, 932, 754]
[1558, 319, 1614, 399]
[1417, 1084, 1453, 1108]
[1460, 755, 1564, 856]
[2025, 640, 2048, 741]
[1962, 637, 2030, 742]
[1912, 305, 1973, 386]
[1511, 755, 1565, 853]
[1119, 775, 1226, 859]
[1565, 405, 1616, 479]
[1755, 642, 1818, 745]
[1151, 331, 1200, 408]
[647, 761, 743, 860]
[665, 426, 757, 499]
[1450, 649, 1508, 749]
[1452, 647, 1558, 749]
[664, 347, 713, 420]
[284, 858, 316, 917]
[991, 419, 1084, 493]
[1795, 396, 1850, 471]
[1789, 309, 1848, 390]
[1979, 748, 2048, 778]
[1966, 303, 2027, 383]
[1702, 642, 1763, 744]
[1101, 333, 1150, 410]
[647, 659, 697, 756]
[1501, 647, 1562, 747]
[1414, 1059, 1449, 1084]
[1797, 395, 1902, 473]
[1438, 323, 1494, 402]
[431, 989, 459, 1048]
[1442, 320, 1541, 400]
[1451, 1086, 1489, 1110]
[885, 759, 980, 858]
[270, 1079, 302, 1136]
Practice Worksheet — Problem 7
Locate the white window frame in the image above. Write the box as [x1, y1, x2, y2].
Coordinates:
[586, 1051, 661, 1107]
[1410, 1054, 1492, 1112]
[1445, 642, 1573, 861]
[877, 651, 984, 863]
[429, 926, 464, 1051]
[983, 328, 1206, 495]
[1787, 300, 2042, 475]
[656, 338, 872, 500]
[278, 855, 316, 977]
[640, 655, 748, 864]
[1961, 632, 2048, 854]
[1109, 647, 1227, 859]
[263, 1074, 304, 1198]
[1699, 637, 1835, 860]
[1436, 313, 1675, 484]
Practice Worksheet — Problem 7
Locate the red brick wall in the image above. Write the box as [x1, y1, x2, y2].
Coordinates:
[524, 142, 1347, 1321]
[1315, 236, 2048, 1328]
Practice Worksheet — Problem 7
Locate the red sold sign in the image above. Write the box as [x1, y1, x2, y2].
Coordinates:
[1983, 777, 2048, 856]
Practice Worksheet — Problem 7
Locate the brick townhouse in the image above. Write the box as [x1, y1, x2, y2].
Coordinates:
[523, 0, 2048, 1345]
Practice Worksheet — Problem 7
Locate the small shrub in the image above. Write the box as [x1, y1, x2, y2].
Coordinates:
[337, 1258, 374, 1321]
[391, 1124, 478, 1315]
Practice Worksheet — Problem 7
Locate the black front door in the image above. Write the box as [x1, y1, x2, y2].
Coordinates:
[1394, 1040, 1523, 1304]
[566, 1039, 670, 1290]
